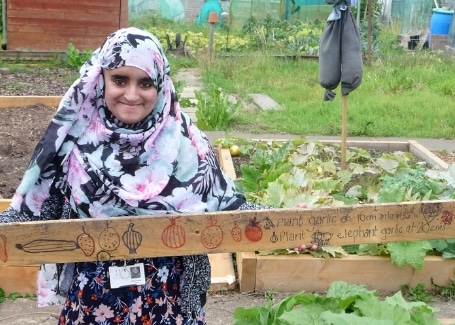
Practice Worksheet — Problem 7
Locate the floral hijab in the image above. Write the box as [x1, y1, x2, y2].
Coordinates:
[12, 27, 244, 219]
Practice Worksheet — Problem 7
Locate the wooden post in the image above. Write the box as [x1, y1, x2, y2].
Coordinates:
[207, 12, 219, 62]
[367, 0, 373, 66]
[341, 95, 347, 170]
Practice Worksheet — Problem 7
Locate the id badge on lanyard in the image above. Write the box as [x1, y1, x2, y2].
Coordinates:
[109, 263, 145, 288]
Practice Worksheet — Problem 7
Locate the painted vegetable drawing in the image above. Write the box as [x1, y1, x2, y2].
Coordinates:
[98, 222, 120, 251]
[162, 217, 185, 248]
[245, 216, 263, 242]
[97, 250, 111, 261]
[0, 234, 7, 262]
[201, 216, 223, 249]
[122, 223, 142, 254]
[231, 221, 242, 242]
[77, 226, 95, 256]
[16, 239, 78, 253]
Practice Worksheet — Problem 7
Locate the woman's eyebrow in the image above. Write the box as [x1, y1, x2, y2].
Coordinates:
[139, 75, 154, 82]
[109, 73, 128, 79]
[110, 74, 152, 82]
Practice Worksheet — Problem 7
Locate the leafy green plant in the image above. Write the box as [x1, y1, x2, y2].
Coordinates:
[0, 287, 33, 304]
[232, 138, 455, 269]
[144, 16, 322, 56]
[173, 80, 197, 109]
[195, 87, 240, 131]
[65, 43, 93, 69]
[214, 136, 254, 155]
[233, 281, 441, 324]
[431, 277, 455, 299]
[401, 283, 436, 303]
[241, 15, 322, 55]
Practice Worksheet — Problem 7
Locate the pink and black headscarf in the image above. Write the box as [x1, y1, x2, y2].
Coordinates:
[12, 27, 244, 218]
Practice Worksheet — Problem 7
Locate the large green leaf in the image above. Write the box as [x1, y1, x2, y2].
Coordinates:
[386, 241, 433, 270]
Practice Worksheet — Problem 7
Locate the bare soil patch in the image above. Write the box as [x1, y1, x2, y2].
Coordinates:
[0, 66, 74, 96]
[0, 105, 56, 199]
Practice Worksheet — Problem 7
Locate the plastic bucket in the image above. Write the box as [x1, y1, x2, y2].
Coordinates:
[430, 8, 454, 35]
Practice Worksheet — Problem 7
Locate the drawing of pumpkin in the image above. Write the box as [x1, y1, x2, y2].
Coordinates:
[162, 217, 185, 248]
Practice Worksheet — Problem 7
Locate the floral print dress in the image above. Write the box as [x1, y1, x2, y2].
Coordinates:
[59, 257, 205, 325]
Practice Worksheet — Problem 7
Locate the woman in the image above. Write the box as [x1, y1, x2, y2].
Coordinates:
[0, 27, 261, 324]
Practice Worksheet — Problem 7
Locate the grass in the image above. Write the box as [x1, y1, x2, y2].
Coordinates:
[155, 15, 455, 140]
[192, 40, 455, 139]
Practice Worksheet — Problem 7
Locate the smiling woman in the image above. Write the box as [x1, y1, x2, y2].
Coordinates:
[103, 67, 158, 124]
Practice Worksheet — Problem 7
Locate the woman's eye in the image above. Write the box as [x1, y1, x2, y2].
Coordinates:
[113, 79, 126, 86]
[140, 81, 154, 88]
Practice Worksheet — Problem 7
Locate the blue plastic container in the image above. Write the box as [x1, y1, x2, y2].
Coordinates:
[430, 8, 454, 35]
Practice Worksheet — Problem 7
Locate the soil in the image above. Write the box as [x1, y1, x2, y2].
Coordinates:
[1, 67, 455, 323]
[0, 66, 75, 96]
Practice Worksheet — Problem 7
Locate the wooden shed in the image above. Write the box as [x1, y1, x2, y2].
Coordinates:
[5, 0, 128, 52]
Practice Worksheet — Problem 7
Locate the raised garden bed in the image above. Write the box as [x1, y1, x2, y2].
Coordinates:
[216, 141, 455, 294]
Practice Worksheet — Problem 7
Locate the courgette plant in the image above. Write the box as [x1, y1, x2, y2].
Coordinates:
[233, 281, 442, 325]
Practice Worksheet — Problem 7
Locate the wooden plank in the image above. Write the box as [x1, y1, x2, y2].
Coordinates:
[0, 51, 66, 61]
[6, 33, 107, 52]
[218, 148, 237, 180]
[7, 11, 120, 24]
[253, 255, 455, 293]
[249, 93, 282, 110]
[0, 200, 455, 266]
[6, 0, 125, 51]
[208, 148, 238, 290]
[0, 200, 39, 294]
[8, 0, 120, 10]
[236, 252, 257, 292]
[0, 265, 39, 294]
[409, 140, 449, 170]
[6, 16, 119, 29]
[0, 96, 61, 108]
[0, 199, 11, 211]
[120, 0, 129, 28]
[0, 201, 237, 293]
[6, 31, 112, 51]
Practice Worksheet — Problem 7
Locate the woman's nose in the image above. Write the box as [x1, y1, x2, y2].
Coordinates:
[124, 84, 139, 101]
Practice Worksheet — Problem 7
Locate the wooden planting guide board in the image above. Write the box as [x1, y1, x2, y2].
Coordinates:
[0, 199, 454, 266]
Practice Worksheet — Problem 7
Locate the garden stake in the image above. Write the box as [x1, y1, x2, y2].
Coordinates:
[207, 12, 219, 62]
[341, 95, 347, 170]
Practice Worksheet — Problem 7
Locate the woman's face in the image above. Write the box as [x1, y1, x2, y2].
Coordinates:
[103, 66, 158, 124]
